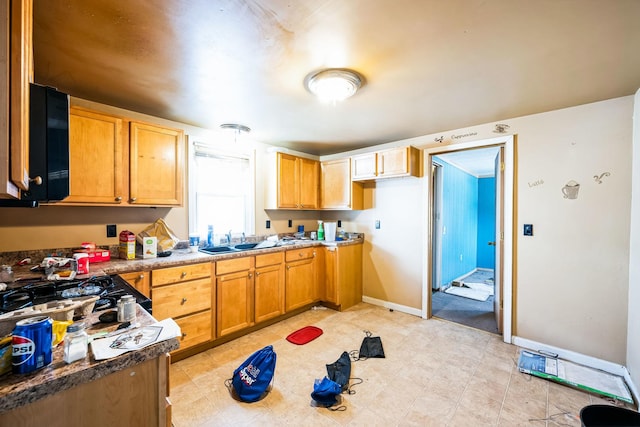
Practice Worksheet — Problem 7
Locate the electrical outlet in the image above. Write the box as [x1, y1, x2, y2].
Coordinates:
[106, 224, 117, 238]
[266, 220, 271, 229]
[375, 220, 380, 229]
[288, 219, 292, 227]
[337, 220, 342, 227]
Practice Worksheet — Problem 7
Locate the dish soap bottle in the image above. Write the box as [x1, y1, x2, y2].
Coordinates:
[317, 220, 324, 241]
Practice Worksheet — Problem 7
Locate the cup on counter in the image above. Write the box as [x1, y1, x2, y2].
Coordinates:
[189, 233, 200, 252]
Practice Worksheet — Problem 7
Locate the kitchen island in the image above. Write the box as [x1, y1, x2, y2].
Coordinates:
[0, 305, 179, 427]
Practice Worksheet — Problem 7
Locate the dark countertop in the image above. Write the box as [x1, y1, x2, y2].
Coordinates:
[3, 236, 364, 281]
[0, 306, 179, 413]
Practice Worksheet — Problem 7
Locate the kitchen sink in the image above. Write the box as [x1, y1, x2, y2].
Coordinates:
[233, 243, 258, 251]
[199, 246, 235, 254]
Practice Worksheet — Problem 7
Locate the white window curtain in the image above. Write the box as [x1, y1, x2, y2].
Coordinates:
[191, 142, 254, 241]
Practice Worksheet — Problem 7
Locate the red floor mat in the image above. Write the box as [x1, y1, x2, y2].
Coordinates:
[286, 326, 323, 345]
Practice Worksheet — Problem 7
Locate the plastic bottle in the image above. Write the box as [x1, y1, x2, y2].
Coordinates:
[317, 220, 324, 241]
[207, 225, 214, 246]
[63, 322, 88, 364]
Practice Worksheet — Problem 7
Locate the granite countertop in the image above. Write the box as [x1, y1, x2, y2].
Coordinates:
[0, 306, 179, 413]
[103, 237, 364, 274]
[3, 236, 364, 280]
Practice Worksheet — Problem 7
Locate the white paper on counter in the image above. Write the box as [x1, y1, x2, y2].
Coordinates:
[91, 318, 181, 360]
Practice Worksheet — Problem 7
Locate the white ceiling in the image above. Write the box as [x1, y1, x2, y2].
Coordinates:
[32, 0, 640, 155]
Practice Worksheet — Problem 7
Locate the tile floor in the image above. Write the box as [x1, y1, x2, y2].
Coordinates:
[170, 303, 634, 426]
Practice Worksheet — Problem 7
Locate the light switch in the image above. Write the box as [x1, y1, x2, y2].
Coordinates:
[524, 224, 533, 236]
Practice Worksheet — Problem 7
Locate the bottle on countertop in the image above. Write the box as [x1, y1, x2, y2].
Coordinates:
[63, 322, 88, 364]
[317, 220, 324, 241]
[207, 225, 214, 246]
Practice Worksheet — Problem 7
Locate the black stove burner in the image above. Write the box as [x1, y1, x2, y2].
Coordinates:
[0, 275, 152, 315]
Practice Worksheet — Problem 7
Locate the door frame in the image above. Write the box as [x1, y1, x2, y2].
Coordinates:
[422, 135, 515, 344]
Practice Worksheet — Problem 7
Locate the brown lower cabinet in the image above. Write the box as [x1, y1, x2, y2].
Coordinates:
[151, 262, 214, 355]
[0, 354, 171, 427]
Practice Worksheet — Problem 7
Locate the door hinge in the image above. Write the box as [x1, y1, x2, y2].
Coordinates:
[500, 232, 504, 241]
[501, 162, 505, 171]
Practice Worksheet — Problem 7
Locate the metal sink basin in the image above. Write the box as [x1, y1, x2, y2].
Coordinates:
[233, 243, 258, 251]
[199, 246, 235, 254]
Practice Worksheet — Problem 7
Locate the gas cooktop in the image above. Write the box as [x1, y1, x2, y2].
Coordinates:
[0, 275, 151, 315]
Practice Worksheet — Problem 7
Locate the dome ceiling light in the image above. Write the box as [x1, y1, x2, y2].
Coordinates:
[219, 123, 251, 134]
[305, 68, 363, 103]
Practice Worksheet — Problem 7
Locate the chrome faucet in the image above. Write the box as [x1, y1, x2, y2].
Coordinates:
[226, 230, 232, 245]
[241, 232, 246, 243]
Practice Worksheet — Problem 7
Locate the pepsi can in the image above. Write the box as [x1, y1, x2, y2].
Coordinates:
[12, 316, 53, 374]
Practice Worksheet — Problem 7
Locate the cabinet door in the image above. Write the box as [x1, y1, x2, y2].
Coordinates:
[119, 271, 150, 298]
[320, 158, 363, 210]
[216, 270, 253, 336]
[174, 310, 213, 350]
[298, 157, 319, 209]
[255, 263, 285, 323]
[324, 247, 338, 304]
[276, 152, 298, 209]
[351, 153, 377, 180]
[285, 257, 316, 312]
[66, 108, 125, 204]
[129, 121, 184, 206]
[378, 147, 409, 177]
[9, 0, 32, 191]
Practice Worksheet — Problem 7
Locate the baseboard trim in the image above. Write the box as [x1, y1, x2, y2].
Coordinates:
[513, 336, 639, 405]
[362, 296, 422, 317]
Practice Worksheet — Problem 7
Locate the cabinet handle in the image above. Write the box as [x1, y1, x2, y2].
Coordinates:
[115, 196, 122, 202]
[181, 297, 187, 305]
[180, 272, 187, 278]
[255, 271, 260, 276]
[248, 273, 253, 279]
[299, 252, 303, 257]
[182, 333, 187, 339]
[130, 197, 137, 203]
[138, 274, 144, 280]
[286, 265, 290, 270]
[313, 251, 316, 257]
[29, 176, 43, 186]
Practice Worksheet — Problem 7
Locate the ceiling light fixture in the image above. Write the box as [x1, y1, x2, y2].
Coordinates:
[220, 123, 251, 134]
[219, 123, 251, 143]
[305, 68, 363, 103]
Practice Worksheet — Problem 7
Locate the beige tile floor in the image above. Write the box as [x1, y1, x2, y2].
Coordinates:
[170, 303, 634, 426]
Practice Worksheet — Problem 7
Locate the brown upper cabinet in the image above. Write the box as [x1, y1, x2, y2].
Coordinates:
[352, 146, 421, 181]
[1, 0, 33, 198]
[265, 152, 319, 210]
[64, 106, 184, 206]
[320, 158, 363, 210]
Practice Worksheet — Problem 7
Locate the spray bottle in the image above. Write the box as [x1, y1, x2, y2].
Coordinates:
[317, 220, 324, 241]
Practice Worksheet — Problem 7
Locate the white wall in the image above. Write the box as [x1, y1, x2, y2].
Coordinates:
[627, 89, 640, 387]
[334, 95, 634, 364]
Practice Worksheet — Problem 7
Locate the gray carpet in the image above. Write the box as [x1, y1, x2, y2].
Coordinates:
[431, 270, 499, 334]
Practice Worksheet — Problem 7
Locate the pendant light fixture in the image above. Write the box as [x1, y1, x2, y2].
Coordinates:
[305, 68, 363, 103]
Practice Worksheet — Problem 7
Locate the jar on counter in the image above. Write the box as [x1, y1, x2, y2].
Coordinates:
[0, 265, 14, 283]
[117, 295, 137, 323]
[63, 322, 88, 364]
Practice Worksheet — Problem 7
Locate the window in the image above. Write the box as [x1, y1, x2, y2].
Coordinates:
[190, 142, 255, 242]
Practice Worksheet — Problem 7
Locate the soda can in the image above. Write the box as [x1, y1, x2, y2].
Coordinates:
[12, 316, 53, 374]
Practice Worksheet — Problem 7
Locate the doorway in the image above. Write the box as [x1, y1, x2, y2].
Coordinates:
[423, 136, 514, 343]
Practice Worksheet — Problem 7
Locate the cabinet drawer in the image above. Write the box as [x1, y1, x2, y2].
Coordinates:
[255, 252, 283, 268]
[285, 247, 317, 262]
[174, 310, 212, 350]
[216, 257, 253, 275]
[152, 278, 212, 320]
[152, 263, 211, 286]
